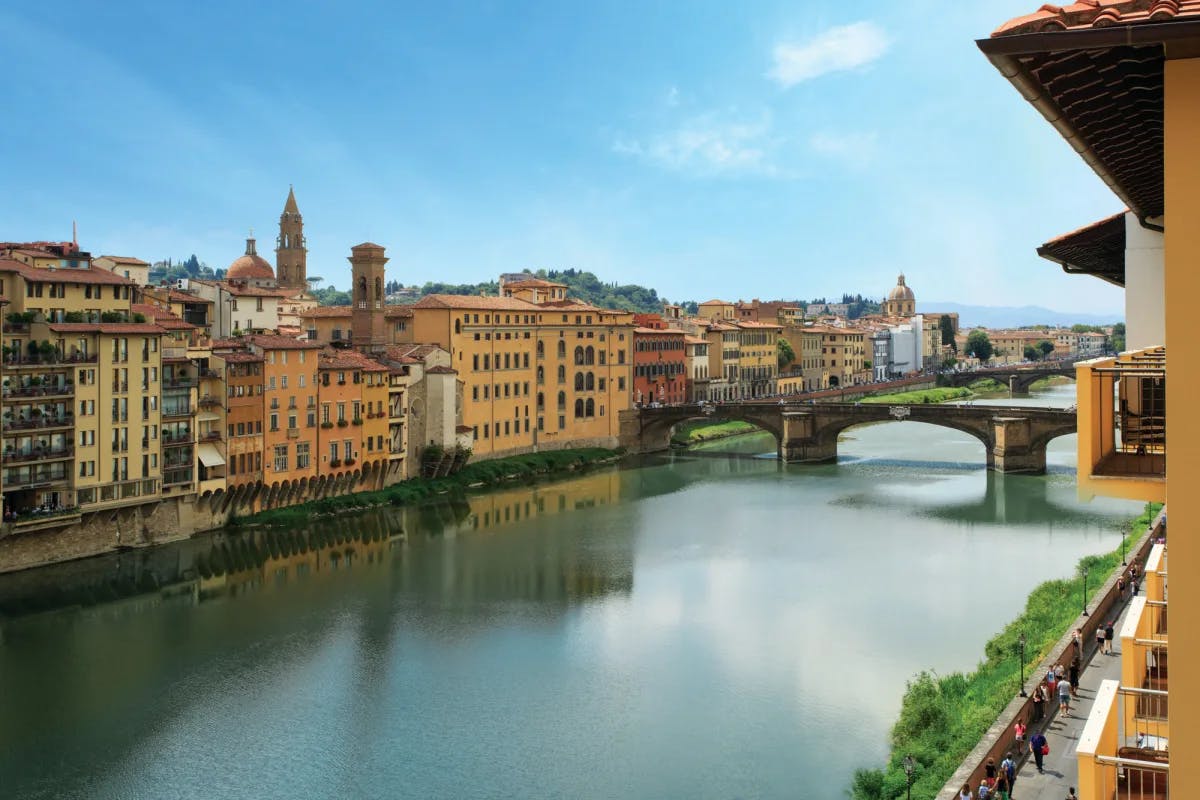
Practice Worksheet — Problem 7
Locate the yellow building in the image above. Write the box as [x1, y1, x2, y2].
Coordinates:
[979, 4, 1195, 796]
[735, 320, 781, 397]
[401, 292, 633, 459]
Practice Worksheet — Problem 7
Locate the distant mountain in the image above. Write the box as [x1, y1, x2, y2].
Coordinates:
[919, 301, 1123, 329]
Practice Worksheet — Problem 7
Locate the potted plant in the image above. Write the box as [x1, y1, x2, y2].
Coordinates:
[351, 417, 363, 426]
[336, 419, 349, 428]
[320, 421, 334, 429]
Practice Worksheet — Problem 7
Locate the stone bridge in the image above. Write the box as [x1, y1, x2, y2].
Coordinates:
[941, 362, 1076, 394]
[619, 402, 1078, 473]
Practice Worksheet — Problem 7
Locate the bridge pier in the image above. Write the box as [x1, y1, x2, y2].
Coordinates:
[1007, 376, 1031, 397]
[990, 417, 1047, 474]
[779, 411, 838, 464]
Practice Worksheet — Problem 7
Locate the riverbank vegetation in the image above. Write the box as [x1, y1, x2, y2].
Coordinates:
[850, 502, 1163, 800]
[862, 387, 973, 404]
[241, 447, 623, 528]
[671, 420, 761, 445]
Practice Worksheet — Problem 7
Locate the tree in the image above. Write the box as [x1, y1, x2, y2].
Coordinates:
[938, 316, 957, 350]
[1024, 344, 1040, 362]
[1111, 322, 1126, 353]
[966, 330, 993, 362]
[1037, 340, 1055, 358]
[777, 337, 795, 369]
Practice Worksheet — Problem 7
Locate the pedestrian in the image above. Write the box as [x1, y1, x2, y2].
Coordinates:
[1069, 652, 1081, 697]
[994, 772, 1011, 800]
[1072, 627, 1083, 652]
[1045, 666, 1057, 698]
[985, 757, 997, 783]
[958, 784, 973, 800]
[1058, 672, 1072, 716]
[1065, 788, 1078, 800]
[1118, 574, 1126, 597]
[1001, 750, 1017, 796]
[977, 781, 991, 799]
[1055, 662, 1066, 684]
[1132, 564, 1141, 594]
[1032, 684, 1047, 722]
[1096, 623, 1107, 654]
[1105, 620, 1116, 655]
[1013, 719, 1026, 747]
[1030, 729, 1048, 773]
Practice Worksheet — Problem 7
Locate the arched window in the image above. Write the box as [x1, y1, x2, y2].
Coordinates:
[557, 391, 566, 410]
[557, 340, 566, 358]
[537, 392, 544, 409]
[574, 372, 584, 391]
[585, 398, 595, 417]
[537, 366, 544, 384]
[357, 276, 367, 304]
[537, 340, 545, 357]
[574, 398, 584, 418]
[557, 365, 565, 382]
[574, 346, 584, 365]
[374, 277, 382, 301]
[454, 320, 461, 334]
[585, 372, 594, 391]
[585, 346, 594, 365]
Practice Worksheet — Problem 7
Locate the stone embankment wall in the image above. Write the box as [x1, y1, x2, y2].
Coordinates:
[935, 510, 1166, 799]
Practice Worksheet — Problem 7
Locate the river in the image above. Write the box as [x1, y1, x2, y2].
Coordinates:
[0, 383, 1142, 800]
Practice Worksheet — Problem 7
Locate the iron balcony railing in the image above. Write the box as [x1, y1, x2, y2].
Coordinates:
[1092, 347, 1166, 478]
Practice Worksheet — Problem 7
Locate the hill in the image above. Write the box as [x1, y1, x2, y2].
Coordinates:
[919, 301, 1122, 329]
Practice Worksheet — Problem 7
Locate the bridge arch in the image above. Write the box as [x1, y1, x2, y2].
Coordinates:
[631, 407, 787, 456]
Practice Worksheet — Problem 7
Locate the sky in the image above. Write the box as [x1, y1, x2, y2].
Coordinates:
[0, 1, 1127, 315]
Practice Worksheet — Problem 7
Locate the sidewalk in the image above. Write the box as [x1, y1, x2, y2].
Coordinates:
[1008, 591, 1135, 800]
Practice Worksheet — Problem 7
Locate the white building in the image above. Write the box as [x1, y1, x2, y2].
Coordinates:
[874, 315, 925, 379]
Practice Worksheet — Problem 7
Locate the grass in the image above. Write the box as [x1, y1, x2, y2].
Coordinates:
[243, 447, 623, 528]
[862, 386, 973, 404]
[850, 502, 1163, 800]
[671, 419, 761, 445]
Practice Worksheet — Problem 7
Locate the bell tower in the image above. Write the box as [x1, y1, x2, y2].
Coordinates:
[350, 242, 388, 351]
[276, 185, 307, 291]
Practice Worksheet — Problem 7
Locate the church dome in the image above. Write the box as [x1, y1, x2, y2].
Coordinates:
[887, 273, 915, 302]
[227, 237, 275, 281]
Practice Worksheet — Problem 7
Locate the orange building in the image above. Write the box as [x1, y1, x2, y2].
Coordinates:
[243, 335, 321, 485]
[633, 327, 687, 406]
[316, 348, 389, 475]
[219, 350, 265, 487]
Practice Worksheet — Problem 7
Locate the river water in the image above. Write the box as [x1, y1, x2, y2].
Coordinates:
[0, 384, 1141, 800]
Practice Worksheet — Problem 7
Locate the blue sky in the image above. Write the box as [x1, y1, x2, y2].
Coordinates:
[0, 1, 1125, 315]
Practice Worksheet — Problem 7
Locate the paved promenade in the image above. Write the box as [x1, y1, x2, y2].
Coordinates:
[1006, 592, 1134, 800]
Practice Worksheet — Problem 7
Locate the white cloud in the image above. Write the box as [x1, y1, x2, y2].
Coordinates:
[613, 112, 777, 177]
[769, 21, 890, 87]
[666, 86, 680, 107]
[809, 130, 880, 170]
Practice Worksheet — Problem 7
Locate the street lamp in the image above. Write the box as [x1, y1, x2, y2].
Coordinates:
[902, 755, 915, 800]
[1082, 566, 1090, 615]
[1122, 526, 1128, 566]
[1018, 633, 1028, 697]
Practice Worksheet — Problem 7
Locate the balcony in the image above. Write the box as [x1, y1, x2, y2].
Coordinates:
[162, 467, 194, 487]
[198, 394, 222, 408]
[163, 376, 197, 389]
[161, 406, 192, 419]
[2, 382, 74, 399]
[5, 352, 97, 367]
[199, 430, 222, 442]
[1, 446, 74, 464]
[2, 466, 70, 488]
[286, 427, 300, 440]
[2, 414, 75, 432]
[1076, 347, 1166, 502]
[3, 508, 82, 534]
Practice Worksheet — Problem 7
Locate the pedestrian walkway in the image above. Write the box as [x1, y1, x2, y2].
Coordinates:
[1008, 592, 1135, 800]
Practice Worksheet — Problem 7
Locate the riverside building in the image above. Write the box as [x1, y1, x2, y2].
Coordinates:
[978, 3, 1195, 797]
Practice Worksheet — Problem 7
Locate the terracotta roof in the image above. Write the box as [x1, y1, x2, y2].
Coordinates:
[210, 338, 245, 349]
[0, 258, 136, 285]
[978, 2, 1200, 219]
[226, 238, 274, 281]
[299, 306, 353, 318]
[98, 255, 150, 266]
[684, 335, 709, 345]
[218, 352, 264, 363]
[384, 307, 413, 318]
[990, 0, 1200, 37]
[318, 347, 389, 371]
[1037, 211, 1127, 287]
[244, 334, 323, 350]
[634, 327, 685, 335]
[412, 294, 539, 311]
[147, 288, 214, 305]
[47, 322, 166, 334]
[384, 343, 444, 361]
[132, 303, 196, 330]
[736, 320, 783, 330]
[225, 284, 296, 298]
[425, 365, 457, 374]
[698, 299, 730, 306]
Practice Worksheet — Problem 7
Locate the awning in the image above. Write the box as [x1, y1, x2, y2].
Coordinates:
[197, 443, 225, 467]
[196, 411, 220, 422]
[1037, 212, 1127, 288]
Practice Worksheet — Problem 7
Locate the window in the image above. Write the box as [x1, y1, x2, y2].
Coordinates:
[329, 442, 339, 462]
[296, 442, 310, 469]
[274, 444, 289, 472]
[269, 413, 279, 431]
[343, 440, 352, 460]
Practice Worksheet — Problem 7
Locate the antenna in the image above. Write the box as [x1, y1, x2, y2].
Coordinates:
[72, 220, 77, 247]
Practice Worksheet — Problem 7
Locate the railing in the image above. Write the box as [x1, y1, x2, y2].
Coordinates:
[162, 346, 189, 360]
[2, 415, 75, 431]
[199, 368, 221, 379]
[2, 383, 74, 398]
[163, 377, 197, 389]
[199, 430, 222, 442]
[162, 467, 194, 486]
[1088, 347, 1166, 479]
[161, 406, 192, 418]
[1, 446, 74, 464]
[2, 467, 70, 487]
[198, 394, 221, 407]
[5, 353, 97, 366]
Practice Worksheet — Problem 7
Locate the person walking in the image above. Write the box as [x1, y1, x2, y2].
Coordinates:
[1065, 788, 1078, 800]
[1096, 623, 1107, 654]
[984, 757, 997, 784]
[1013, 719, 1026, 748]
[1105, 620, 1116, 655]
[1032, 684, 1047, 722]
[1045, 666, 1057, 699]
[1030, 729, 1048, 773]
[958, 784, 973, 800]
[1001, 750, 1017, 797]
[1069, 652, 1081, 697]
[1058, 672, 1073, 716]
[993, 772, 1011, 800]
[1118, 574, 1126, 598]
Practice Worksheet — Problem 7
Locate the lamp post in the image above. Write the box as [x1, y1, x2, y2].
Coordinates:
[902, 754, 915, 800]
[1122, 526, 1128, 566]
[1019, 633, 1028, 697]
[1082, 566, 1090, 615]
